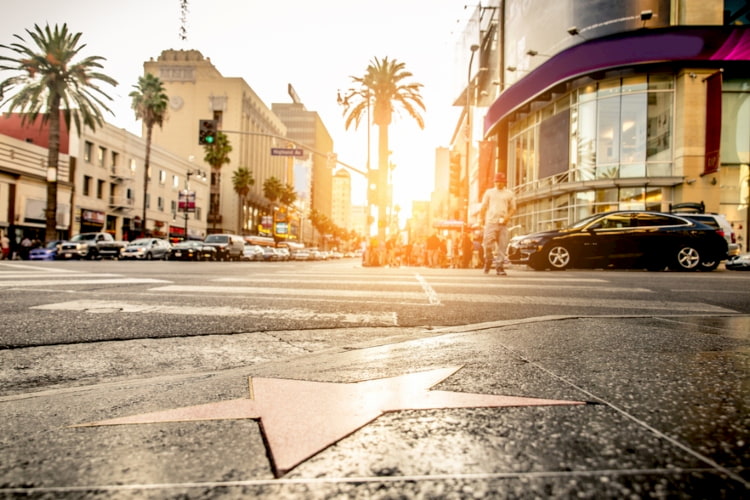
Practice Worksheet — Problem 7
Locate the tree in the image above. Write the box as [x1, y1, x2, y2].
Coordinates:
[232, 166, 254, 234]
[340, 56, 425, 240]
[279, 183, 297, 208]
[0, 23, 117, 242]
[203, 131, 232, 230]
[129, 73, 168, 237]
[262, 176, 283, 205]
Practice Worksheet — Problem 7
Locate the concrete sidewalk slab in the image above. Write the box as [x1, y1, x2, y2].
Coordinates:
[1, 315, 748, 497]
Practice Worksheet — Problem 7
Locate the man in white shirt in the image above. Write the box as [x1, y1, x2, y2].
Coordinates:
[479, 172, 516, 276]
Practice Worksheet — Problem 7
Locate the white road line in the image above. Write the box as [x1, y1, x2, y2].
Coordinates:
[214, 277, 651, 293]
[0, 278, 169, 287]
[151, 285, 427, 300]
[414, 273, 441, 305]
[30, 300, 397, 325]
[438, 293, 736, 313]
[146, 285, 733, 313]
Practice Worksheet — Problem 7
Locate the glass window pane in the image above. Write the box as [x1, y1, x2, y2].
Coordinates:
[647, 92, 672, 162]
[621, 93, 647, 164]
[622, 76, 647, 93]
[597, 96, 620, 167]
[576, 101, 596, 180]
[648, 74, 674, 90]
[721, 91, 750, 164]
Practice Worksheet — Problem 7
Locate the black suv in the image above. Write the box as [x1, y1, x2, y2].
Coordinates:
[203, 234, 244, 261]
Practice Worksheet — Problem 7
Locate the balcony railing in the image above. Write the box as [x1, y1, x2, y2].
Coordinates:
[109, 196, 134, 210]
[110, 166, 134, 182]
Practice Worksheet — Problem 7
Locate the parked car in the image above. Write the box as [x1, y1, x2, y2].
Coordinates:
[261, 246, 279, 261]
[167, 240, 217, 261]
[29, 240, 63, 261]
[508, 211, 728, 272]
[726, 253, 750, 271]
[275, 247, 291, 261]
[292, 249, 311, 261]
[120, 238, 171, 260]
[670, 202, 739, 259]
[58, 232, 127, 260]
[203, 234, 244, 261]
[242, 244, 265, 261]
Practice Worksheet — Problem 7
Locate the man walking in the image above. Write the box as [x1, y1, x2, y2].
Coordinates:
[479, 172, 516, 276]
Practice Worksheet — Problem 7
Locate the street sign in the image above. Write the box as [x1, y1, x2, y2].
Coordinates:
[271, 147, 304, 157]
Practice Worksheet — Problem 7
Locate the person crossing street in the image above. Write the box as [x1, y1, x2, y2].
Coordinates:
[479, 172, 516, 276]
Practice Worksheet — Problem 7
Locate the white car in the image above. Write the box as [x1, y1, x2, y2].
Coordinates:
[121, 238, 171, 260]
[242, 244, 264, 261]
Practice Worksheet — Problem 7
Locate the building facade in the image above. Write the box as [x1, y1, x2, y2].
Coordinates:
[456, 0, 750, 249]
[330, 169, 352, 230]
[0, 116, 208, 245]
[144, 49, 289, 236]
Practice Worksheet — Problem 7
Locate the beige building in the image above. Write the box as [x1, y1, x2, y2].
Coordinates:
[1, 116, 208, 243]
[330, 169, 352, 230]
[144, 49, 288, 236]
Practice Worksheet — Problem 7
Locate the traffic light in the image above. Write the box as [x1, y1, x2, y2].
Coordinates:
[449, 152, 462, 197]
[367, 168, 379, 206]
[198, 119, 217, 145]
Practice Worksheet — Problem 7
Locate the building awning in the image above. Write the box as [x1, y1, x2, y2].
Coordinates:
[484, 26, 750, 137]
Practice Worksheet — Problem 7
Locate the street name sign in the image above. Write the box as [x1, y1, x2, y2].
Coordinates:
[271, 148, 304, 157]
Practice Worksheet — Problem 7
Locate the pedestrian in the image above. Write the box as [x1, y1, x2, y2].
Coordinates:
[426, 233, 440, 268]
[479, 172, 516, 276]
[20, 236, 32, 260]
[0, 231, 9, 260]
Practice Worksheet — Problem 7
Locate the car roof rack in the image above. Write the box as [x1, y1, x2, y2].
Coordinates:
[669, 201, 705, 214]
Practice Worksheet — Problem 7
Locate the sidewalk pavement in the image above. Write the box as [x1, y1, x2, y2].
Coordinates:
[1, 315, 748, 498]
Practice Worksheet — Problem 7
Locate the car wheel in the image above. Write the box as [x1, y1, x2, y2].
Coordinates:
[670, 245, 701, 271]
[698, 259, 719, 272]
[145, 252, 153, 261]
[546, 245, 571, 270]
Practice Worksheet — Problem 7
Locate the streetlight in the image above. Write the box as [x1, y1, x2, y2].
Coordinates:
[465, 43, 480, 223]
[182, 169, 205, 240]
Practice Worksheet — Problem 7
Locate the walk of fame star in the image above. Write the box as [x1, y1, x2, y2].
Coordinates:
[74, 366, 585, 477]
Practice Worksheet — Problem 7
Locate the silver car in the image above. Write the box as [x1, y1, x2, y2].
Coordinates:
[121, 238, 171, 260]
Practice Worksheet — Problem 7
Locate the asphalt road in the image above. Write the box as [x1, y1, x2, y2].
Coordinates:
[1, 259, 748, 349]
[1, 259, 748, 497]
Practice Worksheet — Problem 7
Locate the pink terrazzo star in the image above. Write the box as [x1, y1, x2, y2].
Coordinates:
[75, 366, 584, 476]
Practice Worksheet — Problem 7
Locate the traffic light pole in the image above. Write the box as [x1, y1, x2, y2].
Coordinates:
[218, 129, 366, 177]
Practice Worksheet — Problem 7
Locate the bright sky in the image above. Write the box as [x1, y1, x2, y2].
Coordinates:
[1, 0, 473, 212]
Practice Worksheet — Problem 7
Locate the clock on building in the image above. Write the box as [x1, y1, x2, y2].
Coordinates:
[169, 95, 184, 110]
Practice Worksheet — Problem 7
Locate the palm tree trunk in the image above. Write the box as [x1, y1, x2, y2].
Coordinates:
[45, 101, 61, 242]
[142, 125, 153, 237]
[377, 123, 389, 241]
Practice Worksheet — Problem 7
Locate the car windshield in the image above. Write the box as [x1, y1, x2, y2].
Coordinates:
[567, 214, 603, 230]
[128, 239, 150, 246]
[71, 234, 97, 241]
[205, 235, 227, 243]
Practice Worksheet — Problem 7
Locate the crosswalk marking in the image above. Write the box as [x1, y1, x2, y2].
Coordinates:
[30, 299, 398, 325]
[6, 264, 740, 319]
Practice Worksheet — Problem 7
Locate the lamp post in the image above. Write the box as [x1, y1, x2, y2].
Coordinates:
[465, 43, 480, 224]
[182, 169, 204, 241]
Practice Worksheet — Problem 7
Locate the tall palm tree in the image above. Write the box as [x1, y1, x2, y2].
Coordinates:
[0, 23, 117, 242]
[340, 56, 425, 240]
[262, 176, 284, 205]
[279, 183, 297, 208]
[203, 131, 232, 231]
[232, 166, 254, 234]
[129, 73, 168, 237]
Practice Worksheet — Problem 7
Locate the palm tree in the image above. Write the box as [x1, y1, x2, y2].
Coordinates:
[129, 73, 168, 237]
[0, 23, 117, 242]
[203, 131, 232, 231]
[262, 176, 284, 205]
[340, 56, 425, 240]
[279, 183, 297, 208]
[232, 167, 254, 234]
